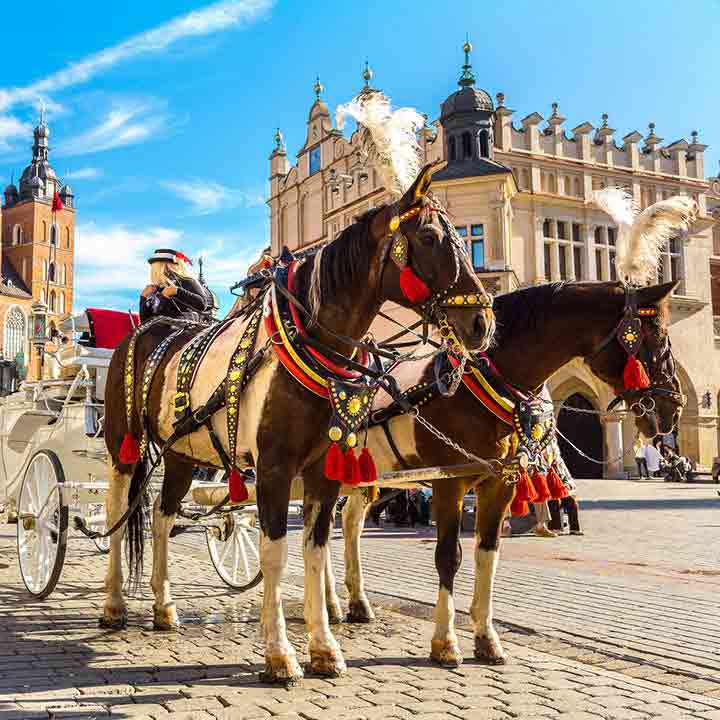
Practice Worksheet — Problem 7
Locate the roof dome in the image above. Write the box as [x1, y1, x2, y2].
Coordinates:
[441, 85, 493, 119]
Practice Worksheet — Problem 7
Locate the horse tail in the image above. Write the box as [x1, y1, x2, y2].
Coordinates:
[124, 458, 149, 591]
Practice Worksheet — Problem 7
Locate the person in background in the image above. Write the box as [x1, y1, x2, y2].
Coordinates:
[547, 439, 584, 536]
[644, 440, 663, 477]
[634, 434, 649, 478]
[140, 248, 212, 323]
[531, 501, 557, 538]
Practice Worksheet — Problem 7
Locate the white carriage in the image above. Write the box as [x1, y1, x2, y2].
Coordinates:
[0, 308, 263, 598]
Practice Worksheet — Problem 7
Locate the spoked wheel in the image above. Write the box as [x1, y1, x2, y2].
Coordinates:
[17, 450, 68, 598]
[207, 508, 262, 591]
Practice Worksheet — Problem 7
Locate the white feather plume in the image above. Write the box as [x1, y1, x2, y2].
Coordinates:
[591, 188, 698, 285]
[336, 92, 424, 197]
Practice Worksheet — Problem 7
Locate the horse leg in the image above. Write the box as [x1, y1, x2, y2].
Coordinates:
[324, 539, 343, 625]
[257, 459, 303, 684]
[303, 465, 346, 676]
[430, 478, 465, 667]
[342, 490, 375, 623]
[100, 464, 131, 628]
[470, 475, 513, 664]
[150, 456, 193, 631]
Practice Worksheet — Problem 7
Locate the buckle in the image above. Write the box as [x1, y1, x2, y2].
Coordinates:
[174, 392, 189, 413]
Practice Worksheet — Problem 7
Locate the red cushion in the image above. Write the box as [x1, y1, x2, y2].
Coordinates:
[86, 308, 139, 349]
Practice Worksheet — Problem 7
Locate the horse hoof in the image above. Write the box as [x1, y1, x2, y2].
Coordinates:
[327, 602, 344, 625]
[430, 639, 463, 668]
[260, 654, 304, 686]
[153, 604, 179, 631]
[99, 608, 127, 629]
[474, 635, 507, 665]
[346, 599, 375, 623]
[307, 649, 347, 678]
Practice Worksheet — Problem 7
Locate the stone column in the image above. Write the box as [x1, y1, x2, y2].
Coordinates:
[600, 413, 624, 478]
[533, 216, 546, 283]
[584, 225, 597, 281]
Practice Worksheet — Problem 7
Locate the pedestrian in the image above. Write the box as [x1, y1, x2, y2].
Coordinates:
[644, 440, 663, 477]
[547, 440, 584, 536]
[531, 501, 557, 538]
[634, 434, 649, 478]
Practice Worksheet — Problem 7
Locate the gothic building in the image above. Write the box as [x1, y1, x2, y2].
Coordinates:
[0, 115, 76, 380]
[265, 42, 720, 475]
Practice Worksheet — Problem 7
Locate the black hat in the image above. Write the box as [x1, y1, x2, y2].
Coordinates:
[148, 248, 193, 265]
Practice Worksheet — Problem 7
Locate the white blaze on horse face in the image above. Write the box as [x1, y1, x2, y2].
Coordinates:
[150, 496, 177, 626]
[102, 465, 130, 621]
[259, 531, 297, 663]
[157, 317, 279, 466]
[470, 546, 500, 641]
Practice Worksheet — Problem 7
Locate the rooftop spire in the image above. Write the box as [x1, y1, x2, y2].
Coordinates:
[459, 36, 475, 88]
[273, 128, 285, 152]
[313, 75, 324, 99]
[362, 60, 374, 89]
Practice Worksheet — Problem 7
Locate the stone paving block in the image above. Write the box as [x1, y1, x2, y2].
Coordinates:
[209, 708, 272, 720]
[163, 698, 224, 713]
[110, 703, 170, 718]
[601, 711, 652, 720]
[48, 702, 111, 717]
[451, 710, 513, 720]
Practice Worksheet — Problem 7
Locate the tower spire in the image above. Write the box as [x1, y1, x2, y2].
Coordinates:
[459, 37, 475, 88]
[313, 75, 324, 99]
[362, 60, 374, 89]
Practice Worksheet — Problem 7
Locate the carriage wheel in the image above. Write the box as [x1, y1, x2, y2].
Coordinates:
[206, 508, 262, 591]
[16, 450, 68, 599]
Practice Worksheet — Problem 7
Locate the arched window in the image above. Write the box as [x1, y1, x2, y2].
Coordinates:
[448, 136, 456, 162]
[13, 225, 22, 245]
[49, 290, 56, 313]
[42, 221, 47, 242]
[59, 292, 65, 315]
[462, 132, 473, 159]
[479, 130, 489, 158]
[65, 227, 71, 248]
[42, 260, 48, 281]
[48, 262, 56, 283]
[50, 224, 58, 246]
[4, 307, 26, 362]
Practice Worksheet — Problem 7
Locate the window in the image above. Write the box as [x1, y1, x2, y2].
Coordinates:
[573, 246, 583, 279]
[596, 249, 604, 280]
[572, 223, 581, 243]
[13, 225, 22, 245]
[4, 307, 26, 362]
[448, 136, 456, 162]
[557, 221, 567, 240]
[544, 243, 552, 279]
[479, 130, 489, 158]
[559, 246, 568, 280]
[49, 290, 56, 313]
[594, 226, 616, 281]
[309, 145, 321, 176]
[455, 226, 468, 238]
[50, 224, 58, 246]
[48, 262, 56, 283]
[471, 224, 484, 270]
[608, 227, 616, 246]
[658, 236, 682, 287]
[543, 219, 552, 237]
[462, 132, 472, 159]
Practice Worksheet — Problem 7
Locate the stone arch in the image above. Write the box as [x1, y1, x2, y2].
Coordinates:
[13, 224, 23, 245]
[674, 359, 700, 462]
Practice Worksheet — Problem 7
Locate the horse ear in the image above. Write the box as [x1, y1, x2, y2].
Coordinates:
[637, 280, 678, 306]
[398, 161, 443, 212]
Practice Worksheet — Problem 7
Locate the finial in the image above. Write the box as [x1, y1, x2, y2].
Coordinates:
[551, 102, 559, 118]
[198, 257, 205, 284]
[313, 75, 324, 99]
[648, 122, 656, 136]
[39, 101, 45, 126]
[691, 130, 699, 144]
[362, 60, 374, 88]
[459, 37, 475, 87]
[496, 92, 505, 107]
[274, 128, 285, 151]
[601, 113, 609, 128]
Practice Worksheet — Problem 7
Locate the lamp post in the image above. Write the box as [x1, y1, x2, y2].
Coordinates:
[31, 301, 48, 376]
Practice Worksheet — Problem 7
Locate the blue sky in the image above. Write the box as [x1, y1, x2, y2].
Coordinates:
[1, 0, 718, 316]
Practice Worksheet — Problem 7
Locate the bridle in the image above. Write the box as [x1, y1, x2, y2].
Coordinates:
[590, 286, 685, 426]
[380, 196, 493, 358]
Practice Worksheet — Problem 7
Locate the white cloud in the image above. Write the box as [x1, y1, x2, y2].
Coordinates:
[64, 167, 103, 180]
[58, 100, 169, 156]
[0, 115, 31, 153]
[72, 221, 265, 314]
[0, 0, 275, 113]
[161, 179, 265, 215]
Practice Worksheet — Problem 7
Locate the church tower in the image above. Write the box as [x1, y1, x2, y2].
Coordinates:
[2, 113, 75, 327]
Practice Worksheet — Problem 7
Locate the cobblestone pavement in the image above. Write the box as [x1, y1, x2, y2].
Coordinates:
[1, 479, 719, 719]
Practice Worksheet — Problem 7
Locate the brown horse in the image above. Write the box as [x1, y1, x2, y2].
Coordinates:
[329, 279, 684, 667]
[101, 164, 496, 683]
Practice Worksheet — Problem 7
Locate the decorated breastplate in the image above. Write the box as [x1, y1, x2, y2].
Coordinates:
[512, 398, 555, 464]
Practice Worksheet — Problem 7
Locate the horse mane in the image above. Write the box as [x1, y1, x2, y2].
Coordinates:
[491, 282, 566, 349]
[298, 207, 381, 321]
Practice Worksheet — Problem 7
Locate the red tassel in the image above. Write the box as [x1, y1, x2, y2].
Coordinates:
[623, 355, 651, 390]
[358, 447, 377, 484]
[324, 442, 345, 482]
[509, 469, 537, 517]
[531, 471, 551, 503]
[52, 191, 64, 213]
[119, 432, 140, 464]
[344, 448, 362, 486]
[399, 267, 431, 304]
[547, 465, 569, 500]
[228, 468, 249, 504]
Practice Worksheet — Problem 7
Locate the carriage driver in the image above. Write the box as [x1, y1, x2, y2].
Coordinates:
[140, 248, 213, 323]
